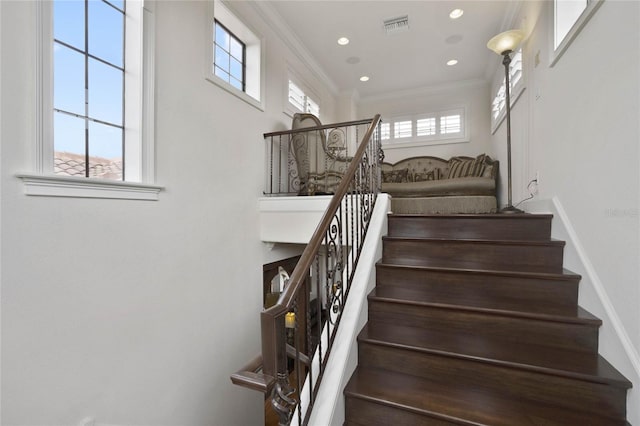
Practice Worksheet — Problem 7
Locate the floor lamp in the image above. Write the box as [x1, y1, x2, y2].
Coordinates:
[487, 29, 525, 214]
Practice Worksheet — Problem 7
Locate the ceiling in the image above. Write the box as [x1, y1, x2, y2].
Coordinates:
[267, 0, 515, 99]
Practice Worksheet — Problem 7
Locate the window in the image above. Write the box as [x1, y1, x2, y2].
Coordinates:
[551, 0, 603, 65]
[287, 79, 320, 117]
[394, 121, 412, 139]
[382, 107, 468, 148]
[416, 118, 436, 137]
[53, 0, 125, 180]
[379, 122, 390, 141]
[555, 0, 587, 48]
[490, 48, 524, 133]
[214, 20, 245, 91]
[207, 0, 264, 110]
[20, 0, 160, 200]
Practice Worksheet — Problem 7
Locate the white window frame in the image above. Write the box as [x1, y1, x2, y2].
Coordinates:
[284, 68, 321, 118]
[550, 0, 604, 66]
[381, 106, 469, 149]
[18, 0, 161, 200]
[206, 0, 265, 111]
[490, 48, 525, 134]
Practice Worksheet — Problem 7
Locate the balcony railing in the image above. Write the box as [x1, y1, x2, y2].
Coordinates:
[232, 115, 382, 425]
[263, 117, 380, 196]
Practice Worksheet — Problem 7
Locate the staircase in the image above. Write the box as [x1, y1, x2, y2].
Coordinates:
[344, 214, 632, 425]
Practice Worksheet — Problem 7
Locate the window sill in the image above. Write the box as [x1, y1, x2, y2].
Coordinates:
[205, 75, 264, 111]
[17, 174, 164, 201]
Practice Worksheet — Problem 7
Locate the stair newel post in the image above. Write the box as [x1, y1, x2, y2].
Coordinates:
[262, 308, 295, 425]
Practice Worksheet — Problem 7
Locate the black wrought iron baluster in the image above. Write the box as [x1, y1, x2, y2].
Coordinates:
[313, 253, 321, 380]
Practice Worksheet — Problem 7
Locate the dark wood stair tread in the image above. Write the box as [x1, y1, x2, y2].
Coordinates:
[345, 367, 628, 426]
[368, 287, 602, 326]
[387, 213, 554, 242]
[381, 237, 565, 274]
[374, 284, 578, 316]
[359, 323, 632, 388]
[388, 213, 554, 219]
[376, 262, 582, 281]
[383, 235, 566, 245]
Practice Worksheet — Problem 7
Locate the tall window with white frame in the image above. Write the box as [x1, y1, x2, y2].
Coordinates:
[214, 20, 245, 91]
[53, 0, 126, 180]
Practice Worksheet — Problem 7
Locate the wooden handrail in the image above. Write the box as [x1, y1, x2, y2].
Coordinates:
[233, 115, 381, 426]
[230, 354, 275, 394]
[260, 114, 381, 378]
[263, 117, 376, 138]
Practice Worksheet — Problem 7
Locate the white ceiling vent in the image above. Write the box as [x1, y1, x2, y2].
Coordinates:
[384, 15, 410, 35]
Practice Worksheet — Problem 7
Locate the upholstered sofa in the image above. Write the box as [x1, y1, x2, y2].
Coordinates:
[381, 154, 499, 214]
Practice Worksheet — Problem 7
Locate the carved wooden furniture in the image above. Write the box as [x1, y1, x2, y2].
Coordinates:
[290, 113, 352, 195]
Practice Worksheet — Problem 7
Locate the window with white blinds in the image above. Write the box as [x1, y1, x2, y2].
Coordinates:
[379, 122, 391, 140]
[394, 121, 412, 139]
[287, 79, 320, 117]
[416, 117, 436, 136]
[491, 48, 524, 132]
[382, 107, 467, 148]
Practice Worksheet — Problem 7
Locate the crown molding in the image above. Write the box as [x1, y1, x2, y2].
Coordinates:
[248, 1, 339, 96]
[359, 78, 488, 104]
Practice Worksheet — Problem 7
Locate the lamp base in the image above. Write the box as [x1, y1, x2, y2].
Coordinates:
[500, 205, 525, 214]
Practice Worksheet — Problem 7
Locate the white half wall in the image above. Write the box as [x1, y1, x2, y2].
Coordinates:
[306, 194, 390, 426]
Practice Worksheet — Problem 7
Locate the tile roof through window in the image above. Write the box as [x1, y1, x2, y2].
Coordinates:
[54, 152, 123, 180]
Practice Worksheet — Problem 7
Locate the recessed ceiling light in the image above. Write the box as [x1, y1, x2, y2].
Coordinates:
[449, 9, 464, 19]
[447, 59, 458, 66]
[337, 37, 350, 45]
[360, 76, 370, 82]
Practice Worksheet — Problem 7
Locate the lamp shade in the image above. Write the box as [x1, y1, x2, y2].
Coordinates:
[487, 29, 524, 55]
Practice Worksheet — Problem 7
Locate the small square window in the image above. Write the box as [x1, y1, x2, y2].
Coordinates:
[394, 121, 412, 139]
[417, 118, 436, 136]
[441, 115, 461, 134]
[214, 20, 245, 91]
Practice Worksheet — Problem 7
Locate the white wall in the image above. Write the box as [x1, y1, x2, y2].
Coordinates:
[358, 80, 492, 164]
[0, 1, 337, 425]
[491, 1, 639, 420]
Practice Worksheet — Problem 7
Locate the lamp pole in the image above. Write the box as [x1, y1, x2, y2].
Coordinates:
[501, 50, 522, 214]
[487, 29, 525, 214]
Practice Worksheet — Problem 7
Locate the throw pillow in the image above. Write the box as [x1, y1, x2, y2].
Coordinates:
[447, 157, 476, 179]
[382, 168, 409, 183]
[472, 154, 487, 177]
[413, 170, 435, 182]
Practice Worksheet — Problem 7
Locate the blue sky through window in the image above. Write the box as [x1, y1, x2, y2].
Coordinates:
[214, 21, 244, 91]
[53, 0, 125, 169]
